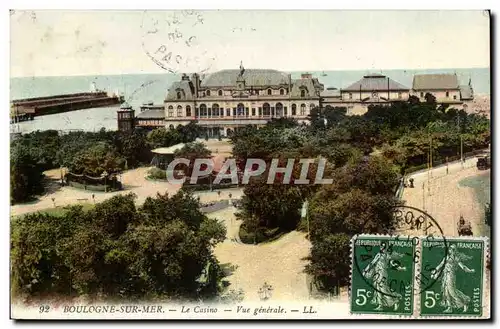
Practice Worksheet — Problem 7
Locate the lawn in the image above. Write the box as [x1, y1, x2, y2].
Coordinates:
[11, 203, 95, 220]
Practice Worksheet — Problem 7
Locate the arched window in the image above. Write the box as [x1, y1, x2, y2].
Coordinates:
[276, 103, 283, 117]
[186, 105, 192, 117]
[212, 104, 220, 117]
[280, 88, 285, 95]
[200, 104, 207, 117]
[398, 92, 402, 99]
[169, 124, 174, 130]
[446, 91, 449, 98]
[310, 103, 315, 111]
[300, 104, 306, 116]
[168, 105, 174, 117]
[237, 103, 245, 116]
[263, 103, 271, 116]
[301, 89, 306, 98]
[267, 89, 272, 96]
[177, 91, 182, 100]
[349, 93, 353, 100]
[177, 105, 183, 117]
[206, 90, 211, 96]
[218, 90, 223, 96]
[291, 104, 297, 116]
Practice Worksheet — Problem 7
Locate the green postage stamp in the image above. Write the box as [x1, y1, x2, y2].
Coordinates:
[350, 235, 416, 316]
[350, 235, 488, 318]
[419, 237, 488, 317]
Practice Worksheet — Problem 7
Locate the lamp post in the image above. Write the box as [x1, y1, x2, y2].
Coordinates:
[460, 135, 464, 167]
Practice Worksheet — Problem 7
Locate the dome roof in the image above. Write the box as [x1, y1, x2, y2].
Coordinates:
[201, 69, 289, 88]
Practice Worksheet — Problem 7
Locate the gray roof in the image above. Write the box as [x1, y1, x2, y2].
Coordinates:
[343, 73, 409, 91]
[459, 85, 474, 100]
[136, 109, 165, 119]
[412, 74, 459, 90]
[290, 78, 321, 97]
[320, 88, 341, 98]
[201, 69, 290, 88]
[166, 80, 195, 100]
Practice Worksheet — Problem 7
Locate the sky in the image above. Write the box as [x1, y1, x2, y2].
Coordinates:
[10, 10, 490, 77]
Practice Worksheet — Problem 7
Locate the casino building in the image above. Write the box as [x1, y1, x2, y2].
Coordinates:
[161, 63, 323, 137]
[117, 65, 475, 134]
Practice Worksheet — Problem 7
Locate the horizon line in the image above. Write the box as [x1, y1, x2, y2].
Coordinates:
[10, 66, 490, 79]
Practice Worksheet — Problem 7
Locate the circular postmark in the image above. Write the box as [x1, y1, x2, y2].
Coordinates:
[353, 206, 449, 300]
[140, 10, 217, 75]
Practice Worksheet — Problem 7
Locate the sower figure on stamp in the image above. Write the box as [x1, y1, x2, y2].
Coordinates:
[431, 245, 475, 313]
[362, 250, 407, 311]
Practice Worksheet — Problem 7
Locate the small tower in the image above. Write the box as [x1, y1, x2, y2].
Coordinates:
[117, 102, 135, 132]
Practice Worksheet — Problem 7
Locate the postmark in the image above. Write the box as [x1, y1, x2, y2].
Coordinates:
[419, 237, 488, 317]
[391, 205, 449, 293]
[350, 235, 416, 315]
[140, 10, 217, 74]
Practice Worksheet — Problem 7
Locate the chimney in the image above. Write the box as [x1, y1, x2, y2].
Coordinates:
[192, 73, 200, 98]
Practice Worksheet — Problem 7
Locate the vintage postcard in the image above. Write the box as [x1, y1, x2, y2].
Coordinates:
[9, 9, 491, 320]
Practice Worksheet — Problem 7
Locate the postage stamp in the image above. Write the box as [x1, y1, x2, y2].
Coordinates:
[350, 235, 416, 316]
[418, 237, 488, 317]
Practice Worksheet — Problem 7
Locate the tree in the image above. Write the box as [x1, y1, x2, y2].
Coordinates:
[68, 143, 126, 177]
[174, 142, 212, 182]
[10, 144, 45, 204]
[174, 142, 212, 160]
[176, 122, 203, 143]
[11, 192, 226, 300]
[114, 130, 151, 167]
[306, 156, 401, 289]
[237, 174, 303, 231]
[424, 92, 437, 105]
[305, 233, 351, 289]
[146, 128, 182, 149]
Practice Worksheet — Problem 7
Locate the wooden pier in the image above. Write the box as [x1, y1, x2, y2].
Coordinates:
[10, 92, 124, 123]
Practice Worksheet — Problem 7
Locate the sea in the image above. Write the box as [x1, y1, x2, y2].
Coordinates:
[10, 68, 490, 134]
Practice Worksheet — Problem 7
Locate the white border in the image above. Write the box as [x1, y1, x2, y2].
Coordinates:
[2, 1, 498, 328]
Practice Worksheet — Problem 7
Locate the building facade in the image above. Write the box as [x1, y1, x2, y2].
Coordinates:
[320, 73, 410, 115]
[120, 69, 476, 132]
[412, 73, 462, 103]
[162, 64, 323, 137]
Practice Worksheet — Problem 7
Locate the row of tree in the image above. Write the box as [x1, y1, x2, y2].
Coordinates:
[10, 123, 204, 203]
[11, 192, 226, 301]
[231, 97, 490, 291]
